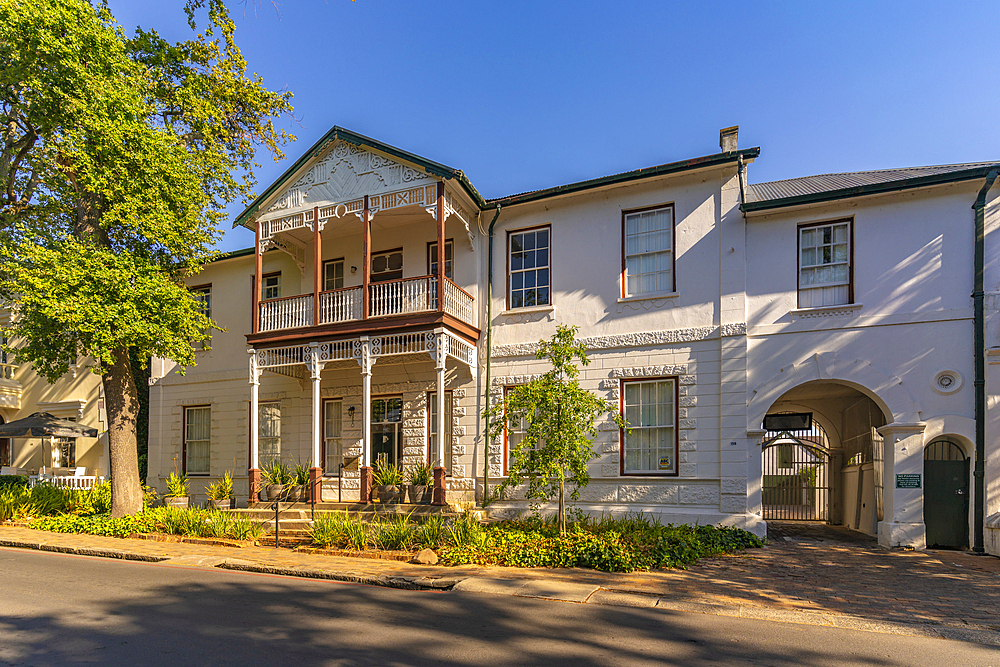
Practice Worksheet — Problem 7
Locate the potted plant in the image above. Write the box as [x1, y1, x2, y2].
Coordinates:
[371, 458, 403, 504]
[405, 461, 433, 504]
[288, 463, 311, 502]
[260, 459, 291, 501]
[164, 472, 189, 508]
[206, 471, 235, 510]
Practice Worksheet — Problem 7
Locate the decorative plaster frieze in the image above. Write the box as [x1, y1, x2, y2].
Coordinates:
[610, 365, 687, 378]
[493, 325, 746, 358]
[491, 374, 545, 386]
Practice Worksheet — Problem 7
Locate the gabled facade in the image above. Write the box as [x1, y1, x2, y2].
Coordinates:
[147, 124, 1000, 552]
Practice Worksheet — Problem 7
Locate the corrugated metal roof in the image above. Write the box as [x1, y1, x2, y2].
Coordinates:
[746, 162, 1000, 204]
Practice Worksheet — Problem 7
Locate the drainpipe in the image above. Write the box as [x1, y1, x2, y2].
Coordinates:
[972, 168, 998, 553]
[482, 204, 502, 508]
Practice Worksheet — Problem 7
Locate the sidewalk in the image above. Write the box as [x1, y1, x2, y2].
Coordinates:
[2, 522, 999, 646]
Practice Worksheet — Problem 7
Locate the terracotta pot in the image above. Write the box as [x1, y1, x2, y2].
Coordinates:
[286, 485, 304, 502]
[164, 496, 189, 509]
[407, 485, 432, 504]
[265, 484, 286, 501]
[375, 485, 402, 504]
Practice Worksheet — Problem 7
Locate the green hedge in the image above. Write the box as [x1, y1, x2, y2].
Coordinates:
[0, 475, 28, 490]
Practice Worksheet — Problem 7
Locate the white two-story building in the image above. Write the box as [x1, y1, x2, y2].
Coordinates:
[147, 125, 1000, 552]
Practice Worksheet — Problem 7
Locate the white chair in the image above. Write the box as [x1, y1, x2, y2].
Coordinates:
[73, 467, 86, 476]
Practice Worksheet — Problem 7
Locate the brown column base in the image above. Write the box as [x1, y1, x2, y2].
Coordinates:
[249, 468, 261, 506]
[432, 466, 447, 506]
[309, 466, 323, 504]
[360, 466, 373, 504]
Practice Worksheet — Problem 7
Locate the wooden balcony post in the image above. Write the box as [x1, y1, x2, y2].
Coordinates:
[253, 221, 262, 334]
[362, 195, 370, 319]
[313, 206, 321, 326]
[436, 181, 445, 313]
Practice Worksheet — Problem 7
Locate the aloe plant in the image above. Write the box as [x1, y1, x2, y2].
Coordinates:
[372, 458, 403, 486]
[260, 459, 291, 486]
[165, 472, 189, 498]
[293, 463, 311, 486]
[406, 461, 433, 487]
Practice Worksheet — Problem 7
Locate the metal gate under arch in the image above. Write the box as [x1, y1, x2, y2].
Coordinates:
[761, 425, 831, 521]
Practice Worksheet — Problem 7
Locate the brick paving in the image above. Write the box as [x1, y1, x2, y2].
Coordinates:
[2, 521, 999, 632]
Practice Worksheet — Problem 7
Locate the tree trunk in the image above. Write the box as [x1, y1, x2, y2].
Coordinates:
[103, 345, 143, 517]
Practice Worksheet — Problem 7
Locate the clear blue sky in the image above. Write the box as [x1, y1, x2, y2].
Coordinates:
[109, 1, 1000, 253]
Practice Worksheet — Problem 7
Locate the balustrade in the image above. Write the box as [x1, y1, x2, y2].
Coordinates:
[259, 294, 314, 332]
[369, 276, 437, 318]
[0, 363, 15, 381]
[443, 278, 476, 327]
[319, 287, 363, 325]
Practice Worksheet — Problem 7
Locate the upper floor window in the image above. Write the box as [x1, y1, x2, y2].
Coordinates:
[191, 285, 211, 318]
[621, 378, 677, 476]
[623, 205, 674, 297]
[428, 240, 454, 281]
[263, 273, 281, 300]
[799, 220, 852, 308]
[324, 259, 344, 291]
[508, 226, 550, 309]
[371, 249, 403, 283]
[184, 406, 211, 475]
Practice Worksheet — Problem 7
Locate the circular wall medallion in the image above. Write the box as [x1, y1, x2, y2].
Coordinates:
[931, 370, 963, 395]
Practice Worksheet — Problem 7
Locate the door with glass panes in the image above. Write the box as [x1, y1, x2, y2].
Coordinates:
[371, 397, 402, 466]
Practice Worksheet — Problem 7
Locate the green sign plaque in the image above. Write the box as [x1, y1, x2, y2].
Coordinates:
[896, 474, 921, 489]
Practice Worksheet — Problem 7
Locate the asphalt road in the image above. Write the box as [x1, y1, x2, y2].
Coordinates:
[0, 547, 997, 666]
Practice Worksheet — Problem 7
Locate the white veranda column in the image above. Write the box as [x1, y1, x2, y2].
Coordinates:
[309, 343, 324, 469]
[358, 337, 376, 467]
[248, 349, 260, 470]
[435, 331, 447, 469]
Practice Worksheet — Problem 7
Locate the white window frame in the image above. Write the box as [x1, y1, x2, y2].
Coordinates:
[621, 378, 677, 476]
[258, 401, 281, 463]
[191, 285, 211, 318]
[508, 226, 551, 309]
[323, 259, 344, 291]
[263, 273, 281, 300]
[798, 219, 852, 308]
[623, 205, 675, 297]
[184, 406, 211, 475]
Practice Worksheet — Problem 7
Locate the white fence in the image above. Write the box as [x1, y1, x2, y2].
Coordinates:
[28, 475, 104, 490]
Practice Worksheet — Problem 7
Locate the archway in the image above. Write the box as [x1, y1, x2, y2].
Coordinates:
[761, 416, 831, 521]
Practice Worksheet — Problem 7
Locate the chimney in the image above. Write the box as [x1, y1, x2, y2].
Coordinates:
[719, 126, 739, 153]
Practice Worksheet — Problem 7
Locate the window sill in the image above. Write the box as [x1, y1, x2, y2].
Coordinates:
[790, 303, 863, 318]
[500, 305, 554, 317]
[617, 292, 679, 303]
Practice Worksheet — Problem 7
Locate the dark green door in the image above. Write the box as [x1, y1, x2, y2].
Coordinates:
[924, 441, 969, 549]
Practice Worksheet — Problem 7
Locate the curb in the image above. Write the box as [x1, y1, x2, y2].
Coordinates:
[0, 538, 167, 563]
[217, 558, 460, 590]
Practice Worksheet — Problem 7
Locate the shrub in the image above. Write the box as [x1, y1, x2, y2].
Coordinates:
[446, 512, 486, 548]
[371, 458, 403, 486]
[310, 512, 349, 548]
[260, 459, 291, 486]
[207, 472, 234, 501]
[0, 475, 28, 490]
[371, 512, 415, 551]
[416, 514, 444, 549]
[293, 463, 311, 487]
[406, 462, 433, 487]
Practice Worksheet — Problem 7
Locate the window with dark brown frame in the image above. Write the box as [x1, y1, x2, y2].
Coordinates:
[427, 391, 453, 471]
[622, 204, 675, 297]
[797, 219, 852, 308]
[371, 248, 403, 283]
[507, 226, 550, 309]
[620, 378, 678, 476]
[183, 405, 211, 475]
[428, 240, 454, 281]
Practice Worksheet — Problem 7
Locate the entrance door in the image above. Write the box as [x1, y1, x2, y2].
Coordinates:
[371, 397, 402, 466]
[924, 440, 969, 549]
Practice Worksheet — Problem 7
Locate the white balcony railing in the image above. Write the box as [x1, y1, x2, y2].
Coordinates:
[319, 287, 363, 325]
[259, 294, 314, 333]
[443, 278, 476, 327]
[370, 276, 437, 318]
[0, 363, 15, 381]
[257, 276, 476, 333]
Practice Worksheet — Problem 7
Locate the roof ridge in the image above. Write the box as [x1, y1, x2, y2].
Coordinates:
[750, 161, 1000, 188]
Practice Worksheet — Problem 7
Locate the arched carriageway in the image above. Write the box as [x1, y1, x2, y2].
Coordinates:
[759, 381, 888, 534]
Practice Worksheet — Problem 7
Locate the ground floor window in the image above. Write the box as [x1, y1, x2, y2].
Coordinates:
[621, 378, 677, 475]
[258, 401, 281, 463]
[427, 392, 452, 471]
[503, 386, 532, 474]
[184, 406, 211, 475]
[371, 396, 402, 467]
[324, 399, 343, 475]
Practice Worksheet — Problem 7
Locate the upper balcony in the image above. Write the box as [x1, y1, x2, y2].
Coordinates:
[240, 134, 483, 348]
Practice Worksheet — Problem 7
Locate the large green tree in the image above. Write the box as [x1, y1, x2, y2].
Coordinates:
[0, 0, 293, 516]
[487, 325, 626, 533]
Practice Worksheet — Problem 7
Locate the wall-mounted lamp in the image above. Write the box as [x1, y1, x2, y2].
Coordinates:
[348, 405, 356, 425]
[350, 266, 357, 274]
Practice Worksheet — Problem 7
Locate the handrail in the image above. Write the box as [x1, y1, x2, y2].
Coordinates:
[444, 276, 474, 301]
